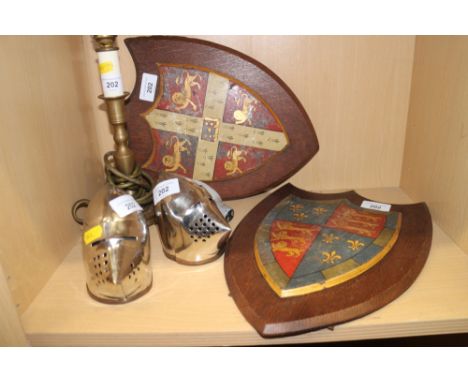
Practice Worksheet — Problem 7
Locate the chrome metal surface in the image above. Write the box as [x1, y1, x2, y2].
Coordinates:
[154, 173, 232, 265]
[82, 184, 152, 303]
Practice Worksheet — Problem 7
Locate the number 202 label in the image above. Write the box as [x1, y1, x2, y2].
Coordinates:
[109, 194, 143, 218]
[153, 178, 180, 205]
[361, 200, 391, 212]
[106, 80, 120, 89]
[139, 73, 158, 102]
[101, 77, 123, 96]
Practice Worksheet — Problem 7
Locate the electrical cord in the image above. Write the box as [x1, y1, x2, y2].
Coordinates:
[72, 151, 154, 225]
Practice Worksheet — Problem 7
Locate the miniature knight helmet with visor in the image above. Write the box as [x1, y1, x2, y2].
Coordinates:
[153, 173, 233, 265]
[81, 184, 152, 303]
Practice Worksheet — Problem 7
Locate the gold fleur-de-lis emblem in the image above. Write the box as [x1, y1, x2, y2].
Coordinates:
[293, 212, 308, 220]
[289, 204, 304, 212]
[313, 207, 327, 215]
[322, 233, 340, 244]
[321, 251, 342, 264]
[347, 240, 365, 251]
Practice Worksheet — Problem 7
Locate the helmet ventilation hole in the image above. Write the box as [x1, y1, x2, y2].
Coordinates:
[187, 215, 224, 241]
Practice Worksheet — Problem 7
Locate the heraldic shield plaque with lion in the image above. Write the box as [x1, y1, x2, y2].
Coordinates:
[124, 36, 319, 200]
[255, 195, 402, 298]
[225, 184, 432, 338]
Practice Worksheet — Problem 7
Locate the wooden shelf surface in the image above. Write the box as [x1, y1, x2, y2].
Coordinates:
[21, 187, 468, 346]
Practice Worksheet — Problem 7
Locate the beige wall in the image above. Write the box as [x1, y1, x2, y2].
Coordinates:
[401, 36, 468, 253]
[0, 36, 103, 314]
[85, 35, 415, 191]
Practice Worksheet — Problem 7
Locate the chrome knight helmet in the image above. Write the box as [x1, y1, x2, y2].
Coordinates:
[154, 173, 233, 265]
[81, 184, 152, 303]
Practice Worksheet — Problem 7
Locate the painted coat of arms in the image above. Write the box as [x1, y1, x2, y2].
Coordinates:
[255, 195, 402, 297]
[142, 64, 288, 181]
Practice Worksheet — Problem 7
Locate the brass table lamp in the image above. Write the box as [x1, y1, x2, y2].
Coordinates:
[73, 36, 154, 225]
[93, 35, 154, 224]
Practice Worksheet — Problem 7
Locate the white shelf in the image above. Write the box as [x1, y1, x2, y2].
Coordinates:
[21, 187, 468, 345]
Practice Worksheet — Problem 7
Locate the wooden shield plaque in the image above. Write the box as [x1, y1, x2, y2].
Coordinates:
[224, 184, 432, 338]
[124, 36, 319, 199]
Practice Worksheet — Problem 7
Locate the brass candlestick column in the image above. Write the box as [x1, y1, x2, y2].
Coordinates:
[93, 35, 155, 225]
[99, 92, 135, 175]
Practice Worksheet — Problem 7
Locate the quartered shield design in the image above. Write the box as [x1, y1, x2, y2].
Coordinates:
[224, 184, 432, 338]
[255, 195, 402, 297]
[142, 64, 288, 181]
[124, 36, 319, 200]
